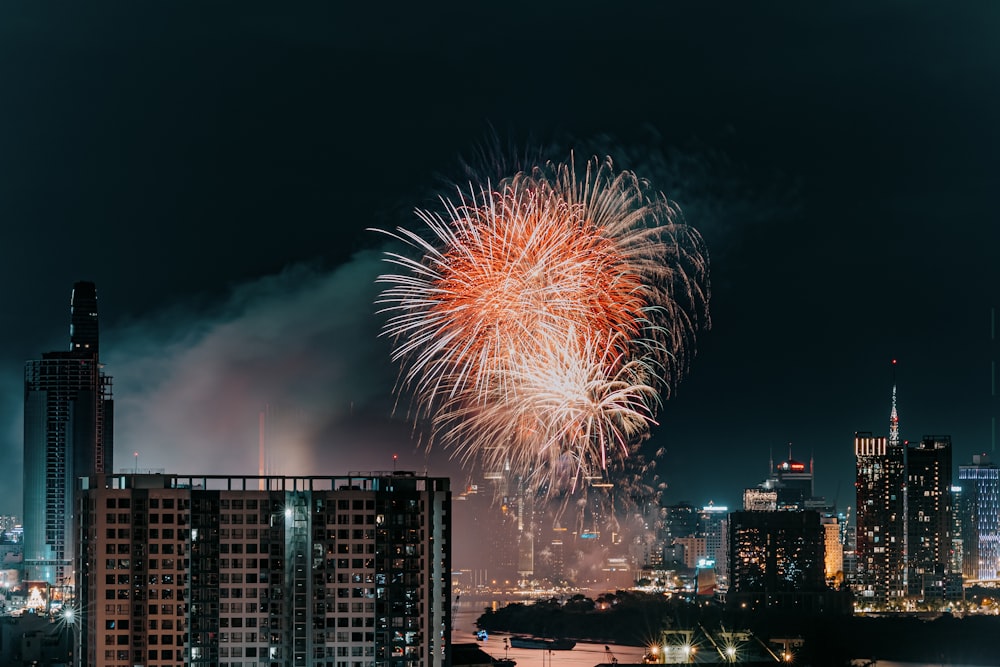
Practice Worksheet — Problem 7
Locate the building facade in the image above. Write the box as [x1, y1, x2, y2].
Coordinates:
[24, 281, 113, 585]
[820, 515, 844, 586]
[727, 510, 840, 612]
[854, 432, 906, 605]
[698, 505, 728, 584]
[905, 436, 953, 599]
[77, 473, 451, 667]
[958, 454, 1000, 581]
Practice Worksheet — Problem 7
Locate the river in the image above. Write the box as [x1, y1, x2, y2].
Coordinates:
[452, 599, 648, 667]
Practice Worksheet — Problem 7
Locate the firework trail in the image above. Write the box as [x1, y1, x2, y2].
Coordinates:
[374, 155, 709, 491]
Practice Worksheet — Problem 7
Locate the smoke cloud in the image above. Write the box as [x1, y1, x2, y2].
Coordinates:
[104, 251, 452, 480]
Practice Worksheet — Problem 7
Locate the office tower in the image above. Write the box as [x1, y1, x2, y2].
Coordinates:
[77, 473, 451, 667]
[743, 448, 827, 512]
[854, 432, 906, 606]
[905, 436, 953, 600]
[958, 454, 1000, 581]
[24, 282, 114, 585]
[727, 510, 831, 612]
[771, 449, 814, 508]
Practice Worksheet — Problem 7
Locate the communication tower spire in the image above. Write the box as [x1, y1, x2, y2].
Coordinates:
[889, 359, 900, 449]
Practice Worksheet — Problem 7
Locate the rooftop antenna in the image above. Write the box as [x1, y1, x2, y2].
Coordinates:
[889, 359, 900, 449]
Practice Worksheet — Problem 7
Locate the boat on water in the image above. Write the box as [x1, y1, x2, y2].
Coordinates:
[508, 636, 576, 650]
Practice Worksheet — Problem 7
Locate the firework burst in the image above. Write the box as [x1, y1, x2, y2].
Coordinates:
[374, 155, 709, 491]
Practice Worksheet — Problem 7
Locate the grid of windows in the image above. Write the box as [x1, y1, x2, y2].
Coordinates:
[79, 475, 450, 667]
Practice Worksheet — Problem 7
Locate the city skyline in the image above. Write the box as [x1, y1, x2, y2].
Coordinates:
[1, 3, 998, 526]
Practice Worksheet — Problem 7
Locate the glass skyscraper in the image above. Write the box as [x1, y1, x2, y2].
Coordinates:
[958, 454, 1000, 581]
[23, 281, 114, 584]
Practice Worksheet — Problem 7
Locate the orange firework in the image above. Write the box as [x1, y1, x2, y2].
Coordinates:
[375, 156, 709, 491]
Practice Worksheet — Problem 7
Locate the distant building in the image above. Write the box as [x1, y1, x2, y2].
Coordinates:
[771, 451, 814, 508]
[77, 473, 451, 667]
[699, 505, 728, 584]
[854, 431, 906, 605]
[820, 515, 844, 585]
[673, 536, 707, 570]
[662, 502, 698, 542]
[727, 510, 845, 613]
[743, 447, 821, 512]
[906, 436, 953, 600]
[949, 485, 964, 580]
[743, 488, 777, 512]
[958, 454, 1000, 581]
[24, 282, 113, 585]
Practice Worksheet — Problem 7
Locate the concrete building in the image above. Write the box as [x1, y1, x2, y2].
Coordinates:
[76, 473, 451, 667]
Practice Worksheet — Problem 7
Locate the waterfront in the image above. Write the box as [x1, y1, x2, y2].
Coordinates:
[453, 600, 648, 667]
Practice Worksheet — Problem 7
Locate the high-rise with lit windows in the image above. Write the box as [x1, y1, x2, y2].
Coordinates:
[76, 473, 451, 667]
[24, 281, 114, 585]
[905, 436, 953, 599]
[958, 454, 1000, 581]
[854, 431, 906, 605]
[727, 510, 834, 612]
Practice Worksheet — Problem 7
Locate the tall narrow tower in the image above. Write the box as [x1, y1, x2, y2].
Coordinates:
[906, 436, 952, 599]
[23, 282, 114, 585]
[889, 360, 900, 449]
[853, 363, 907, 606]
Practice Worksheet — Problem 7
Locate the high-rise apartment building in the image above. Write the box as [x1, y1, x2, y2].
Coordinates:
[958, 454, 1000, 581]
[905, 436, 953, 599]
[76, 473, 451, 667]
[727, 510, 833, 612]
[24, 281, 114, 585]
[854, 432, 906, 605]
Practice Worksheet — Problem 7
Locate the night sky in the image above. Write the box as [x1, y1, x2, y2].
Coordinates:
[2, 2, 998, 531]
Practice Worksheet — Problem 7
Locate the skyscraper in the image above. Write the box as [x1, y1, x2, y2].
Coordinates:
[24, 282, 114, 585]
[854, 431, 906, 605]
[905, 436, 953, 599]
[958, 454, 1000, 581]
[743, 448, 823, 511]
[77, 472, 451, 667]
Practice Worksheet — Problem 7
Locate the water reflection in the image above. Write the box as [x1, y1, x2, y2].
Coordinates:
[453, 599, 647, 667]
